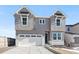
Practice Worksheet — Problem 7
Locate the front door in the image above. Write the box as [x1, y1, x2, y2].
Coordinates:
[45, 32, 49, 44]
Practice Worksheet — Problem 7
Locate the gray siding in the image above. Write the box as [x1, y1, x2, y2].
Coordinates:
[71, 25, 79, 34]
[50, 16, 65, 31]
[14, 14, 34, 30]
[16, 17, 50, 36]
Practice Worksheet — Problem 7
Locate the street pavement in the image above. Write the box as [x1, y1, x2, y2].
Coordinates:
[3, 46, 53, 54]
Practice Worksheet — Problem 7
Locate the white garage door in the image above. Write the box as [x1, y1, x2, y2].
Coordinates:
[18, 34, 45, 46]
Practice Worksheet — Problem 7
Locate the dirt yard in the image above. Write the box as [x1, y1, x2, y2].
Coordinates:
[0, 47, 13, 53]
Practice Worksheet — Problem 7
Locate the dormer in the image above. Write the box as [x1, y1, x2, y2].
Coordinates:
[14, 6, 35, 30]
[54, 11, 66, 26]
[50, 10, 66, 31]
[54, 11, 65, 20]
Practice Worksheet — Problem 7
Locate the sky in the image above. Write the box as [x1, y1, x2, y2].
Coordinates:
[0, 5, 79, 38]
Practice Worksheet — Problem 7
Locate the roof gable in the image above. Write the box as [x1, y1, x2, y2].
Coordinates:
[18, 7, 30, 14]
[54, 11, 64, 16]
[15, 6, 34, 16]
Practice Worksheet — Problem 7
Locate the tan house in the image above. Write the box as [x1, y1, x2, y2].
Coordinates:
[14, 6, 66, 47]
[0, 36, 8, 47]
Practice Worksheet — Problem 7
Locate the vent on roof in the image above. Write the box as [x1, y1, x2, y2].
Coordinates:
[20, 11, 29, 14]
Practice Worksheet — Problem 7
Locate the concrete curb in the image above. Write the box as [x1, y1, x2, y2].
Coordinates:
[45, 45, 79, 54]
[45, 46, 60, 54]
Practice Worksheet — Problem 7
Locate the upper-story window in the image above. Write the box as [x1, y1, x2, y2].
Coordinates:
[56, 18, 61, 26]
[67, 27, 70, 32]
[39, 19, 45, 24]
[21, 16, 28, 26]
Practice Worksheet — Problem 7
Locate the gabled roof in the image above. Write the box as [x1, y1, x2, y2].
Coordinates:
[15, 6, 35, 16]
[73, 23, 79, 26]
[66, 25, 73, 27]
[66, 23, 79, 27]
[14, 6, 66, 18]
[54, 11, 64, 16]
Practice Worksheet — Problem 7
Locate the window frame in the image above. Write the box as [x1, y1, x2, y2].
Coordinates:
[55, 17, 62, 27]
[56, 19, 60, 26]
[53, 33, 57, 40]
[39, 19, 45, 24]
[21, 15, 28, 26]
[67, 27, 71, 32]
[19, 34, 25, 38]
[58, 32, 62, 40]
[52, 32, 62, 40]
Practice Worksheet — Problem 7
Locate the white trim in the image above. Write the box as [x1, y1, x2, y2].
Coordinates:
[35, 16, 50, 18]
[20, 13, 29, 16]
[20, 15, 28, 26]
[55, 17, 57, 26]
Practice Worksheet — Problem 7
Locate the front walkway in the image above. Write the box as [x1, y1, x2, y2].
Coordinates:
[3, 46, 53, 54]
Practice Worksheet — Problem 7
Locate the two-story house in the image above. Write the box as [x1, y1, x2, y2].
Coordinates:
[14, 6, 66, 47]
[65, 23, 79, 47]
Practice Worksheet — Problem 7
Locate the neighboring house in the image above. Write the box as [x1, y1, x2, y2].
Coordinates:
[0, 36, 16, 47]
[0, 36, 8, 47]
[66, 23, 79, 33]
[14, 6, 66, 47]
[65, 23, 79, 47]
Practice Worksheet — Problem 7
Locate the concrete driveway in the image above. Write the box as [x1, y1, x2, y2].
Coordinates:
[3, 46, 53, 54]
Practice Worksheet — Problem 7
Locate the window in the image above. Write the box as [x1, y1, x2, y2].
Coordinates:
[58, 33, 61, 40]
[53, 32, 62, 40]
[39, 19, 45, 24]
[67, 27, 70, 31]
[53, 33, 57, 40]
[22, 17, 28, 25]
[20, 35, 24, 37]
[31, 35, 36, 37]
[56, 19, 60, 26]
[37, 35, 41, 37]
[26, 35, 30, 37]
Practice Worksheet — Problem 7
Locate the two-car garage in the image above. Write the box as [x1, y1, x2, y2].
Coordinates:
[17, 34, 45, 46]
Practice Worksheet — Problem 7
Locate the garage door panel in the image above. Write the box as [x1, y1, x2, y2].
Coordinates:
[36, 39, 42, 46]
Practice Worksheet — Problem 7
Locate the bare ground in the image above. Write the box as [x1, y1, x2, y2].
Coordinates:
[0, 47, 13, 53]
